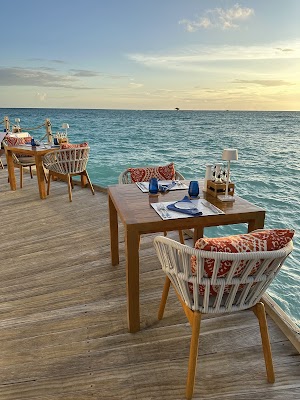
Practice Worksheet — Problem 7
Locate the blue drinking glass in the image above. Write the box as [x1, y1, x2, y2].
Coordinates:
[188, 181, 199, 198]
[149, 178, 159, 194]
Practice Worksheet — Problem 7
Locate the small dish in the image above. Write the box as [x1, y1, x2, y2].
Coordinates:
[174, 201, 197, 210]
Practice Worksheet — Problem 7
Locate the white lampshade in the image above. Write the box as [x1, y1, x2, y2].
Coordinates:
[62, 123, 69, 129]
[222, 148, 238, 161]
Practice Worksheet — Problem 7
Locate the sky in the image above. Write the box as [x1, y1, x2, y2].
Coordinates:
[0, 0, 300, 110]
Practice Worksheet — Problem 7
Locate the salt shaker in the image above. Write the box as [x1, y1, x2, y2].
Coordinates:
[204, 164, 213, 191]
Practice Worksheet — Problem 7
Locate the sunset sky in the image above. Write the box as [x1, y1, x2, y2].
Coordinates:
[1, 0, 299, 110]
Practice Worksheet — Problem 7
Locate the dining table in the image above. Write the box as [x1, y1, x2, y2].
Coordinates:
[4, 143, 56, 199]
[108, 181, 266, 333]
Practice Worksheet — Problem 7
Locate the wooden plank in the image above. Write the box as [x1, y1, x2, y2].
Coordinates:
[0, 169, 298, 399]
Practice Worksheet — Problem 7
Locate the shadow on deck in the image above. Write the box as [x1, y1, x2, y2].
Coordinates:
[0, 168, 299, 399]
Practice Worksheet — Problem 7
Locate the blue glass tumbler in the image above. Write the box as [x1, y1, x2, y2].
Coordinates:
[149, 178, 159, 194]
[188, 181, 199, 198]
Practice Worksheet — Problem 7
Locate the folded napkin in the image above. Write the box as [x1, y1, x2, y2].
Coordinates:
[167, 196, 203, 216]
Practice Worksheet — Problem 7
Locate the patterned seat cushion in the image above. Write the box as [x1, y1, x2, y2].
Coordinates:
[6, 136, 32, 146]
[128, 162, 175, 182]
[60, 142, 88, 149]
[191, 229, 294, 296]
[6, 135, 32, 158]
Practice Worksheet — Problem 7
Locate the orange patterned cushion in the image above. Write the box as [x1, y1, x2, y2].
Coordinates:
[6, 135, 32, 157]
[129, 162, 175, 182]
[191, 229, 294, 296]
[60, 142, 88, 149]
[6, 136, 26, 146]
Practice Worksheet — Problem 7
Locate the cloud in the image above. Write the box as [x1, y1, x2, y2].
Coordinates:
[128, 39, 300, 72]
[27, 58, 66, 64]
[179, 3, 254, 31]
[129, 82, 144, 88]
[232, 79, 293, 87]
[70, 69, 101, 77]
[0, 67, 95, 89]
[276, 48, 294, 52]
[35, 92, 47, 101]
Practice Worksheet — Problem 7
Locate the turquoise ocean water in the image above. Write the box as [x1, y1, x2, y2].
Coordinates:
[1, 108, 299, 326]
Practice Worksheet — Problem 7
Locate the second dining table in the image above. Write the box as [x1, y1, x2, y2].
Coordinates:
[108, 180, 266, 333]
[4, 143, 55, 199]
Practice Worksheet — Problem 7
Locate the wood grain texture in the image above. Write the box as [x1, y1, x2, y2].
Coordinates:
[0, 169, 299, 399]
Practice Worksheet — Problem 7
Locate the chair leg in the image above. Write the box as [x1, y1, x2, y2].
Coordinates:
[186, 311, 202, 400]
[47, 171, 51, 195]
[83, 170, 95, 195]
[43, 166, 48, 183]
[29, 166, 33, 179]
[67, 174, 72, 202]
[252, 302, 275, 383]
[20, 166, 23, 189]
[158, 276, 171, 320]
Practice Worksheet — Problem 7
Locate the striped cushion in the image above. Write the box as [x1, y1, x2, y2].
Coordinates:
[191, 229, 294, 296]
[129, 162, 175, 183]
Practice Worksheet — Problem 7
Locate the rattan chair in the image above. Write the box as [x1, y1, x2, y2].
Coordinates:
[119, 166, 185, 244]
[42, 146, 95, 202]
[153, 234, 294, 399]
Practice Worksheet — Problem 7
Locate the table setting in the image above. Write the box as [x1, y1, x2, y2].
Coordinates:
[136, 180, 189, 193]
[151, 196, 224, 220]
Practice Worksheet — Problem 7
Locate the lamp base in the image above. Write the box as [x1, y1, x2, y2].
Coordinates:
[217, 194, 235, 202]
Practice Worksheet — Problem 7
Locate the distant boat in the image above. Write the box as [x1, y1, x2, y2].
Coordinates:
[175, 107, 180, 111]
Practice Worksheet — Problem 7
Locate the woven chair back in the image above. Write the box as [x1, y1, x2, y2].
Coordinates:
[43, 147, 90, 175]
[154, 236, 293, 314]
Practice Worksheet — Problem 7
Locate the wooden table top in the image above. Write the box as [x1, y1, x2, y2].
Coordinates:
[108, 181, 265, 233]
[4, 143, 55, 156]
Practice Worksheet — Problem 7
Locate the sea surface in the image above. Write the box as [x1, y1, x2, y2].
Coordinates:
[1, 108, 299, 326]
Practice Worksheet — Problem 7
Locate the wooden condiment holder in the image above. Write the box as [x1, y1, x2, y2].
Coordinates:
[206, 180, 235, 197]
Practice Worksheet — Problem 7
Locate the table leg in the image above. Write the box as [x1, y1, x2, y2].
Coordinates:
[125, 229, 140, 333]
[109, 195, 119, 266]
[81, 174, 87, 188]
[248, 213, 265, 232]
[5, 148, 17, 190]
[34, 153, 47, 199]
[193, 226, 204, 245]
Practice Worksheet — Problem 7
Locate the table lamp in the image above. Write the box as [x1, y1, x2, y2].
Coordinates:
[62, 123, 69, 135]
[217, 148, 238, 202]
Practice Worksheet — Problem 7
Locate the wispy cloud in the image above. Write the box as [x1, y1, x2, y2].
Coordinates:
[179, 3, 254, 31]
[129, 82, 144, 88]
[128, 40, 300, 72]
[70, 69, 101, 77]
[0, 67, 94, 89]
[27, 58, 66, 64]
[232, 79, 293, 87]
[35, 92, 47, 101]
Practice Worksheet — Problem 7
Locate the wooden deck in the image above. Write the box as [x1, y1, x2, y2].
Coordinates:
[0, 168, 299, 399]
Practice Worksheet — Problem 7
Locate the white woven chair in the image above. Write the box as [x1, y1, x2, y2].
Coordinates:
[153, 235, 294, 399]
[119, 167, 185, 244]
[118, 168, 185, 184]
[42, 146, 95, 202]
